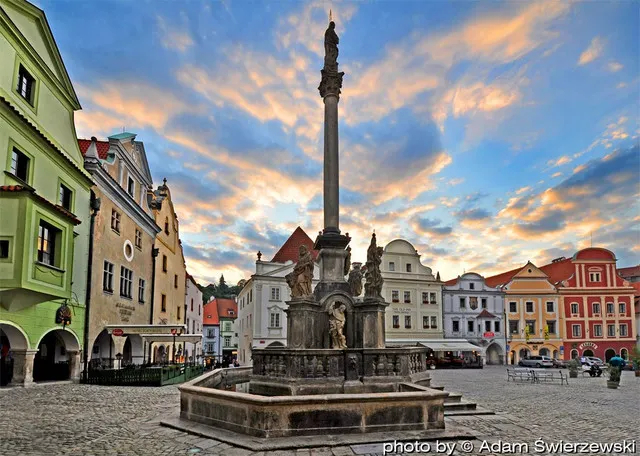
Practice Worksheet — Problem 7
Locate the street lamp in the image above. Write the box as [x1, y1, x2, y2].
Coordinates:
[171, 328, 177, 364]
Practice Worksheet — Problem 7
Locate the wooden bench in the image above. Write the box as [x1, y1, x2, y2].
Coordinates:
[506, 368, 534, 382]
[532, 369, 569, 385]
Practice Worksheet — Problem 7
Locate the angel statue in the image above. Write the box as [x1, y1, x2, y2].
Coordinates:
[324, 21, 340, 70]
[328, 302, 347, 349]
[285, 245, 314, 298]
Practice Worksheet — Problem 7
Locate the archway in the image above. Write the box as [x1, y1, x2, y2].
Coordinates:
[570, 349, 579, 359]
[604, 348, 615, 362]
[583, 349, 594, 357]
[485, 343, 503, 365]
[518, 348, 530, 363]
[0, 322, 29, 386]
[157, 345, 166, 364]
[91, 330, 115, 369]
[122, 335, 144, 366]
[539, 348, 550, 357]
[552, 350, 558, 360]
[620, 348, 628, 360]
[510, 350, 515, 365]
[33, 329, 80, 382]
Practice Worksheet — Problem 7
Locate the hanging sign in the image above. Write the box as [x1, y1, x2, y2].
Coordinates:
[55, 304, 72, 327]
[112, 328, 124, 337]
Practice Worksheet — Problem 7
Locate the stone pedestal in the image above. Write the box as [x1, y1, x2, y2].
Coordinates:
[10, 349, 37, 386]
[353, 298, 389, 349]
[313, 247, 351, 299]
[285, 298, 323, 349]
[68, 350, 81, 382]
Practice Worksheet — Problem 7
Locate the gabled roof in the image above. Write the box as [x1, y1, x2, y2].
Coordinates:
[216, 298, 238, 320]
[271, 226, 319, 263]
[78, 138, 110, 159]
[476, 309, 497, 319]
[203, 300, 219, 325]
[539, 257, 574, 284]
[485, 266, 523, 288]
[618, 265, 640, 278]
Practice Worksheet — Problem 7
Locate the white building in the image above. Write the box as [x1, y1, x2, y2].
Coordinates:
[184, 274, 203, 362]
[442, 272, 506, 364]
[381, 239, 444, 344]
[237, 227, 320, 364]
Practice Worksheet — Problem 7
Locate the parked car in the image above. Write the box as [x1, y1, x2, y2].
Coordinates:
[518, 356, 553, 368]
[552, 359, 567, 368]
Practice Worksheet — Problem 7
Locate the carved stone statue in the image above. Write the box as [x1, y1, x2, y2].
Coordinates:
[328, 302, 347, 349]
[348, 262, 363, 296]
[364, 233, 384, 298]
[285, 245, 314, 298]
[324, 21, 339, 70]
[344, 246, 351, 276]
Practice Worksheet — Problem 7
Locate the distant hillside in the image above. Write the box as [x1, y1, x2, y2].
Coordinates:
[197, 275, 244, 303]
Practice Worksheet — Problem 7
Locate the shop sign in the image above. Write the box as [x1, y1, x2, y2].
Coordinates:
[112, 328, 124, 337]
[578, 342, 598, 350]
[483, 331, 495, 338]
[55, 304, 72, 327]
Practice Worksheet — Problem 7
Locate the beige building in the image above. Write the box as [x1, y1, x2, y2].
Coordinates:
[80, 134, 160, 368]
[381, 239, 444, 343]
[150, 179, 187, 362]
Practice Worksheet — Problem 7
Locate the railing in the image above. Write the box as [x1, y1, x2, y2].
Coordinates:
[84, 364, 205, 386]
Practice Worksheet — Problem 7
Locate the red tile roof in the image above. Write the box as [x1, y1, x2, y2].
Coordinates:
[539, 258, 574, 283]
[271, 226, 319, 263]
[476, 309, 497, 318]
[444, 277, 458, 286]
[484, 266, 524, 288]
[203, 300, 219, 325]
[618, 265, 640, 279]
[216, 298, 238, 320]
[78, 138, 110, 159]
[0, 185, 81, 225]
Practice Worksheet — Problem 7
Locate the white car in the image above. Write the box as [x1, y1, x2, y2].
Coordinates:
[519, 356, 554, 368]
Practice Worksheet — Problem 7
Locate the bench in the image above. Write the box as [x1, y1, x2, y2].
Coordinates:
[506, 368, 534, 382]
[532, 369, 569, 385]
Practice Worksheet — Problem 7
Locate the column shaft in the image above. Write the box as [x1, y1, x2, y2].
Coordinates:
[323, 94, 340, 232]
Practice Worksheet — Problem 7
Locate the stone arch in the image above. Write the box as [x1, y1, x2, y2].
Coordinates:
[123, 334, 144, 365]
[35, 328, 81, 352]
[539, 347, 550, 357]
[518, 348, 530, 364]
[570, 349, 579, 359]
[583, 349, 594, 357]
[33, 329, 81, 382]
[0, 321, 30, 350]
[91, 329, 114, 368]
[320, 291, 355, 349]
[266, 341, 285, 348]
[620, 348, 628, 360]
[604, 348, 616, 362]
[485, 343, 503, 365]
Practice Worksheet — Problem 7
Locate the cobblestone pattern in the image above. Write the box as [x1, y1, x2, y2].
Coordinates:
[1, 366, 637, 455]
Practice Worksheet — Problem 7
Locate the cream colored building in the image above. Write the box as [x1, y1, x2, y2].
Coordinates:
[381, 239, 444, 343]
[80, 134, 160, 367]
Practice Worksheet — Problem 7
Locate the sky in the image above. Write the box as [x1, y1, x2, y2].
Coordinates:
[38, 0, 639, 286]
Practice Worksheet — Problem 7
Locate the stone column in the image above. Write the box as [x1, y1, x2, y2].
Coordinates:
[323, 93, 340, 233]
[10, 349, 38, 386]
[68, 350, 81, 382]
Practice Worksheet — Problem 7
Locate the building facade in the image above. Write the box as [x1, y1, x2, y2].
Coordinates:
[0, 0, 92, 385]
[237, 227, 320, 365]
[381, 239, 444, 344]
[443, 273, 506, 364]
[80, 134, 160, 369]
[202, 298, 220, 365]
[217, 297, 238, 364]
[184, 273, 203, 362]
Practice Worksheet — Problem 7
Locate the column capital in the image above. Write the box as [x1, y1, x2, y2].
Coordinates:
[10, 349, 39, 355]
[318, 69, 345, 99]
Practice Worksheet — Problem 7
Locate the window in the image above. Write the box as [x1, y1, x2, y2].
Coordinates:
[619, 303, 626, 314]
[198, 304, 201, 315]
[430, 316, 437, 329]
[459, 297, 466, 308]
[270, 312, 281, 328]
[0, 240, 9, 259]
[174, 274, 178, 288]
[190, 298, 194, 312]
[452, 320, 460, 332]
[164, 217, 169, 235]
[467, 321, 474, 333]
[127, 176, 135, 196]
[546, 320, 556, 334]
[606, 302, 614, 314]
[404, 291, 411, 303]
[589, 272, 601, 282]
[177, 306, 181, 320]
[607, 324, 616, 337]
[271, 287, 280, 301]
[406, 263, 412, 272]
[11, 148, 30, 182]
[469, 283, 475, 290]
[135, 229, 142, 249]
[509, 320, 519, 334]
[161, 294, 167, 312]
[224, 336, 231, 347]
[593, 325, 602, 337]
[119, 266, 133, 298]
[481, 298, 487, 309]
[494, 321, 500, 333]
[389, 262, 395, 271]
[546, 301, 554, 313]
[592, 303, 601, 314]
[404, 315, 411, 328]
[207, 328, 215, 338]
[430, 292, 436, 303]
[16, 65, 35, 104]
[620, 324, 628, 337]
[37, 221, 58, 266]
[525, 320, 535, 335]
[525, 301, 534, 313]
[162, 255, 167, 272]
[485, 321, 491, 332]
[224, 322, 231, 332]
[422, 292, 429, 304]
[423, 316, 429, 329]
[59, 184, 72, 211]
[138, 278, 145, 303]
[572, 325, 581, 337]
[103, 261, 114, 292]
[392, 315, 399, 328]
[509, 301, 517, 313]
[111, 210, 121, 233]
[391, 290, 399, 303]
[570, 303, 579, 314]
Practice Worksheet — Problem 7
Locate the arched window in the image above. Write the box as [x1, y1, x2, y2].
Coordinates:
[570, 349, 579, 359]
[621, 348, 628, 360]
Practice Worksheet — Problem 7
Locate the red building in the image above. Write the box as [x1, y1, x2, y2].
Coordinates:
[541, 248, 636, 361]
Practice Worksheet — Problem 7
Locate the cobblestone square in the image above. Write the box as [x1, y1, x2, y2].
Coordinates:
[1, 366, 638, 456]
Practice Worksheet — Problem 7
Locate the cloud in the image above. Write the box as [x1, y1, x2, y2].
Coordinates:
[607, 61, 623, 72]
[546, 155, 572, 167]
[448, 178, 465, 186]
[410, 216, 453, 238]
[157, 16, 194, 52]
[578, 36, 604, 65]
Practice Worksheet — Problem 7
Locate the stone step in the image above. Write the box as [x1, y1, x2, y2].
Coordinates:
[444, 393, 463, 403]
[429, 385, 445, 391]
[444, 406, 495, 417]
[444, 400, 477, 412]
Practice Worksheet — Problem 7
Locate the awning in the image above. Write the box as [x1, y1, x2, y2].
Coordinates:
[104, 324, 187, 335]
[419, 341, 481, 352]
[142, 334, 203, 344]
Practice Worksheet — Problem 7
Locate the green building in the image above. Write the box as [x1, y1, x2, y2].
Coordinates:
[0, 0, 92, 385]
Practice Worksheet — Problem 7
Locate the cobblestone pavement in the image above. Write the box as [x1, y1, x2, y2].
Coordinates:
[1, 366, 638, 456]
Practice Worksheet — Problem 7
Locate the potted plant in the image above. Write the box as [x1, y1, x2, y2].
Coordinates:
[607, 366, 621, 389]
[631, 346, 640, 377]
[568, 359, 580, 378]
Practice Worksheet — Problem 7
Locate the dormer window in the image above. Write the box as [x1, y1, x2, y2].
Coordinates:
[127, 176, 135, 197]
[389, 262, 395, 271]
[16, 65, 35, 104]
[469, 283, 475, 290]
[406, 263, 412, 272]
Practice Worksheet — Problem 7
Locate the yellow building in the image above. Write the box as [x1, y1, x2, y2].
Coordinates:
[488, 262, 563, 365]
[150, 179, 186, 362]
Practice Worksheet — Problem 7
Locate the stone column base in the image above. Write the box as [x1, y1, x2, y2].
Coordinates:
[353, 297, 389, 348]
[10, 349, 38, 387]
